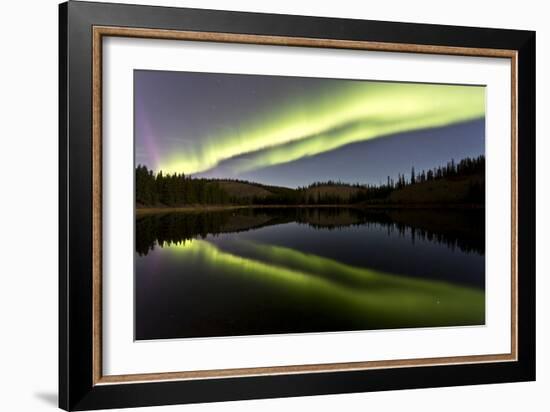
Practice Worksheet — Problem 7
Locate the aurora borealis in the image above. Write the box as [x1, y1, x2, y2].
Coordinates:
[135, 70, 485, 187]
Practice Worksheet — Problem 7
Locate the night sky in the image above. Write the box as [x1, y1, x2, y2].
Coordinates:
[135, 70, 485, 188]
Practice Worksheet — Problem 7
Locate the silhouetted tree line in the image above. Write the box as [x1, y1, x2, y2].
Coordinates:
[350, 155, 485, 203]
[136, 155, 484, 207]
[136, 165, 230, 206]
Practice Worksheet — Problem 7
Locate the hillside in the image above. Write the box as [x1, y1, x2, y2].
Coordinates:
[215, 180, 295, 200]
[386, 173, 484, 205]
[214, 174, 484, 206]
[215, 180, 273, 199]
[216, 181, 368, 204]
[303, 185, 367, 202]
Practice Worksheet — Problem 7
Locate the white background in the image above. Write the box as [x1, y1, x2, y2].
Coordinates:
[0, 0, 547, 411]
[103, 37, 511, 376]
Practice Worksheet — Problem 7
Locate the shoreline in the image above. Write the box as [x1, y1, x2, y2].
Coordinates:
[136, 203, 484, 215]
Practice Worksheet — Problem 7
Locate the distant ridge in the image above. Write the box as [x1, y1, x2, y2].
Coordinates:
[136, 155, 485, 208]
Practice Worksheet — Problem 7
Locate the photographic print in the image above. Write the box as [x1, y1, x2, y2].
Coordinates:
[134, 70, 486, 341]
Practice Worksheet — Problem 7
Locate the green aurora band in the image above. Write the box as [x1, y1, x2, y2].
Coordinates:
[162, 239, 485, 327]
[158, 81, 485, 176]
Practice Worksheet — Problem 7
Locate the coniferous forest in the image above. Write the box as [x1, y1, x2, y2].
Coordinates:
[136, 155, 485, 207]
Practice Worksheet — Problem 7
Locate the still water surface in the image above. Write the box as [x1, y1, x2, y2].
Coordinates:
[135, 207, 485, 340]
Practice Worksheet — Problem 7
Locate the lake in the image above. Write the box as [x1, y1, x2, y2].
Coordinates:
[135, 207, 485, 340]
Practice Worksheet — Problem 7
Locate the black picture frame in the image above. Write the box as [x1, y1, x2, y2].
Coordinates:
[59, 1, 536, 410]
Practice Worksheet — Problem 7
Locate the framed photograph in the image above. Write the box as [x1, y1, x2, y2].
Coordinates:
[59, 1, 536, 410]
